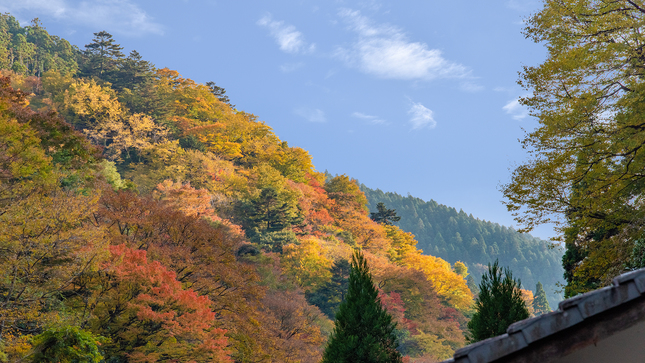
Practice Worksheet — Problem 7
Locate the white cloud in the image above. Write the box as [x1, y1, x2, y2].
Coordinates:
[336, 9, 469, 81]
[352, 111, 386, 125]
[408, 102, 436, 129]
[257, 14, 315, 54]
[0, 0, 164, 36]
[502, 98, 529, 120]
[295, 107, 326, 123]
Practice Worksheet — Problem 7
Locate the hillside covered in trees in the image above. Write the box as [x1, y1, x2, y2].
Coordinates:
[362, 187, 565, 309]
[0, 14, 485, 362]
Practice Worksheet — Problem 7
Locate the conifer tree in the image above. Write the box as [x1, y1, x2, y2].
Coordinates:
[241, 187, 302, 233]
[467, 260, 529, 342]
[81, 31, 124, 80]
[206, 81, 235, 108]
[467, 275, 479, 297]
[322, 250, 402, 363]
[532, 282, 551, 316]
[370, 202, 401, 225]
[306, 258, 351, 319]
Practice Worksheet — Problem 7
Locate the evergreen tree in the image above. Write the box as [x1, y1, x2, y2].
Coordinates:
[467, 260, 529, 342]
[322, 250, 402, 363]
[240, 187, 302, 233]
[532, 282, 551, 315]
[238, 187, 303, 252]
[306, 258, 351, 319]
[81, 31, 124, 80]
[206, 81, 235, 108]
[370, 202, 401, 225]
[27, 326, 107, 363]
[112, 50, 155, 91]
[467, 275, 479, 297]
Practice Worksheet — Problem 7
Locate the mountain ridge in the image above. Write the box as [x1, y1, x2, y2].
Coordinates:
[361, 185, 565, 308]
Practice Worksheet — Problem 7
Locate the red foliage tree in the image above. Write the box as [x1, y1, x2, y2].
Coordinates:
[95, 188, 287, 361]
[89, 244, 231, 362]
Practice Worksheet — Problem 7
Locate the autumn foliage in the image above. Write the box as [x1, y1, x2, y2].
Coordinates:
[0, 18, 478, 362]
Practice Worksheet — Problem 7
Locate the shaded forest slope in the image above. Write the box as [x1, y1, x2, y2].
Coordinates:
[362, 186, 565, 308]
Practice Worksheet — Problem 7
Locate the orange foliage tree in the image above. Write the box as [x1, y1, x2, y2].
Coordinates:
[370, 259, 465, 361]
[87, 244, 231, 362]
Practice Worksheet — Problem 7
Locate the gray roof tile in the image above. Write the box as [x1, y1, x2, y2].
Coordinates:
[440, 267, 645, 363]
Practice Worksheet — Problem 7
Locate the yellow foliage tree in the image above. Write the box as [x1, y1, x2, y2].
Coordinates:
[189, 111, 315, 182]
[0, 111, 108, 346]
[384, 224, 420, 264]
[153, 68, 229, 127]
[63, 79, 124, 129]
[126, 141, 247, 196]
[405, 254, 473, 311]
[453, 261, 468, 278]
[520, 289, 535, 317]
[281, 237, 333, 292]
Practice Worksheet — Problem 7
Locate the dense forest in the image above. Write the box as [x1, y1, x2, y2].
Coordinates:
[0, 14, 482, 362]
[7, 3, 640, 360]
[362, 187, 564, 309]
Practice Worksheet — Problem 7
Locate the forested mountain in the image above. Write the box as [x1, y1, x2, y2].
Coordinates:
[362, 186, 565, 308]
[0, 14, 481, 362]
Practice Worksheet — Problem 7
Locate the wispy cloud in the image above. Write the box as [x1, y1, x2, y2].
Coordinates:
[460, 81, 484, 92]
[257, 14, 315, 54]
[352, 112, 386, 125]
[502, 98, 529, 120]
[408, 101, 436, 129]
[0, 0, 164, 36]
[280, 62, 304, 73]
[295, 107, 326, 123]
[335, 9, 469, 81]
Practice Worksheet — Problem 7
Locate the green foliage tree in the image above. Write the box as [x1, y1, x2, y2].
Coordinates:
[81, 31, 124, 80]
[115, 51, 162, 116]
[499, 0, 645, 296]
[467, 275, 479, 297]
[532, 282, 551, 316]
[245, 187, 297, 233]
[26, 326, 108, 363]
[238, 187, 303, 252]
[370, 202, 401, 225]
[306, 258, 351, 319]
[467, 260, 529, 342]
[0, 15, 79, 76]
[112, 50, 154, 90]
[206, 81, 234, 108]
[322, 251, 403, 363]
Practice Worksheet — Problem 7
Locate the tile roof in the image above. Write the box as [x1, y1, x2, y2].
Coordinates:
[441, 267, 645, 363]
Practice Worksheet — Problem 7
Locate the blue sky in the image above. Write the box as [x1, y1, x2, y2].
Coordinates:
[1, 0, 557, 239]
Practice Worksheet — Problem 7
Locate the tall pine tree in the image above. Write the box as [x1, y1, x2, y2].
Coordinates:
[532, 282, 551, 316]
[322, 250, 402, 363]
[467, 260, 529, 342]
[370, 202, 401, 225]
[81, 31, 124, 81]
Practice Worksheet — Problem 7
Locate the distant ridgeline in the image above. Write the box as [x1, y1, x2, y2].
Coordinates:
[361, 185, 565, 308]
